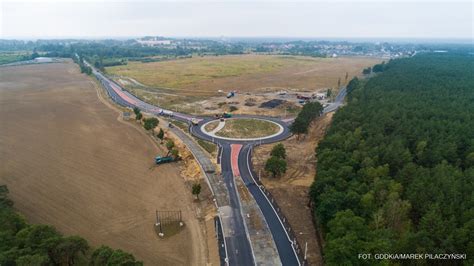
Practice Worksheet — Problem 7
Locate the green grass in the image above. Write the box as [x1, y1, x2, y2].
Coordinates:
[154, 222, 185, 239]
[197, 139, 217, 154]
[106, 55, 318, 91]
[0, 52, 28, 65]
[215, 118, 280, 138]
[171, 119, 189, 132]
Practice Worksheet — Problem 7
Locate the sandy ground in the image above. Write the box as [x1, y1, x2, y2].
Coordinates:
[0, 62, 211, 265]
[252, 113, 334, 265]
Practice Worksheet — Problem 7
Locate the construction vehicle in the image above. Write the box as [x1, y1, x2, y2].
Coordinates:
[296, 94, 311, 100]
[191, 118, 199, 126]
[155, 156, 174, 164]
[215, 112, 232, 120]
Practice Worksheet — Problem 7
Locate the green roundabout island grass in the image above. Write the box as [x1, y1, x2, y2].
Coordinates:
[214, 118, 281, 139]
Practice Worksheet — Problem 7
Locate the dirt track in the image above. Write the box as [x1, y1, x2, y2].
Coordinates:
[0, 62, 206, 265]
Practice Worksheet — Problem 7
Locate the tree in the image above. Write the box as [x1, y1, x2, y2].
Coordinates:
[133, 107, 141, 116]
[143, 117, 159, 131]
[91, 246, 113, 266]
[192, 183, 202, 200]
[31, 52, 40, 59]
[362, 67, 371, 75]
[0, 185, 13, 207]
[107, 249, 142, 265]
[16, 254, 50, 266]
[133, 107, 142, 120]
[157, 128, 164, 143]
[311, 54, 474, 264]
[170, 149, 179, 159]
[52, 236, 89, 265]
[290, 102, 323, 137]
[327, 88, 332, 98]
[0, 185, 142, 265]
[265, 156, 287, 178]
[165, 140, 175, 155]
[270, 143, 286, 159]
[372, 61, 385, 73]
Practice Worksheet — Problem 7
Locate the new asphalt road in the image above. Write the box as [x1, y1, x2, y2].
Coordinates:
[87, 59, 346, 265]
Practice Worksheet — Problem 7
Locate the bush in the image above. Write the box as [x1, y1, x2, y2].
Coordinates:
[270, 143, 286, 159]
[265, 156, 287, 178]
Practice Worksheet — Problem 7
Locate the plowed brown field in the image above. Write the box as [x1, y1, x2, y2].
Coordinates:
[0, 62, 206, 265]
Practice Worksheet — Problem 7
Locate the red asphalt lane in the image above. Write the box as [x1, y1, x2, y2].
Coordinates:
[230, 144, 243, 177]
[110, 82, 137, 105]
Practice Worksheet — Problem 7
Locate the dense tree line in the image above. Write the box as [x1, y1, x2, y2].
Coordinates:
[310, 53, 474, 265]
[0, 185, 142, 265]
[72, 54, 92, 75]
[290, 102, 323, 136]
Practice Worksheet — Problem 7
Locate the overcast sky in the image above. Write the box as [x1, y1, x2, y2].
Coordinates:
[1, 0, 472, 40]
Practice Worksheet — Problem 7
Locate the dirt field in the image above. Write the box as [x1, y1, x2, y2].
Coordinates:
[252, 113, 334, 266]
[0, 62, 210, 265]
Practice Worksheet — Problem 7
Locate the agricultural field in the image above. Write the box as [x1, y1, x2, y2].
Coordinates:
[0, 62, 207, 265]
[107, 55, 382, 108]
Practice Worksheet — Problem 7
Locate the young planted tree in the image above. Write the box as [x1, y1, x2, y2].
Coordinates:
[157, 128, 165, 143]
[265, 156, 287, 178]
[133, 107, 142, 121]
[270, 143, 286, 159]
[170, 149, 179, 159]
[192, 183, 202, 200]
[143, 117, 159, 131]
[133, 107, 141, 116]
[135, 113, 143, 121]
[165, 140, 175, 156]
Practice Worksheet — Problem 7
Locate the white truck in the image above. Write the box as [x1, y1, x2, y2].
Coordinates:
[159, 109, 174, 117]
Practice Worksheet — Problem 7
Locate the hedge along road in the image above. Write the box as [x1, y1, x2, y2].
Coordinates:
[86, 58, 347, 265]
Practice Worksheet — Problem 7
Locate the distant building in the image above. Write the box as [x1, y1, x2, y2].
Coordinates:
[137, 39, 172, 46]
